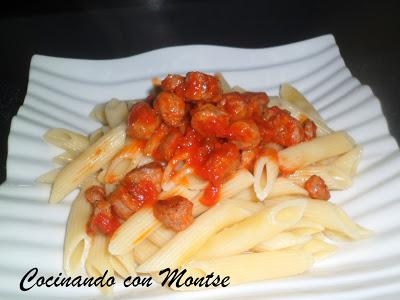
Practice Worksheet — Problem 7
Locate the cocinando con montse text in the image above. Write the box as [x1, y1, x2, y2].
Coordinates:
[20, 267, 230, 291]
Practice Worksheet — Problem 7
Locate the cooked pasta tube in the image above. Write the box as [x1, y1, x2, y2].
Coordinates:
[148, 226, 176, 247]
[52, 150, 79, 166]
[185, 174, 208, 191]
[280, 83, 324, 122]
[278, 132, 354, 173]
[301, 238, 337, 261]
[268, 177, 308, 198]
[291, 218, 324, 232]
[179, 250, 313, 288]
[89, 126, 110, 144]
[136, 200, 263, 273]
[288, 164, 353, 190]
[158, 184, 200, 200]
[36, 168, 61, 184]
[215, 72, 232, 93]
[230, 85, 247, 92]
[85, 234, 114, 295]
[193, 168, 255, 215]
[333, 145, 362, 177]
[304, 199, 372, 240]
[105, 99, 129, 128]
[109, 169, 254, 255]
[253, 232, 312, 252]
[148, 193, 262, 248]
[253, 155, 279, 200]
[90, 103, 107, 125]
[193, 199, 307, 260]
[110, 250, 137, 278]
[109, 207, 161, 255]
[132, 239, 160, 265]
[49, 124, 126, 203]
[270, 197, 371, 240]
[63, 185, 93, 276]
[104, 139, 146, 184]
[44, 128, 89, 152]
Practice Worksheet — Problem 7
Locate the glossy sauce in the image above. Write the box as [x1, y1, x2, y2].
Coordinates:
[87, 71, 319, 234]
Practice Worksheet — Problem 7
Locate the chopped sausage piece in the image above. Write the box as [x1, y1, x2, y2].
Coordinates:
[260, 106, 304, 147]
[242, 92, 269, 118]
[303, 119, 317, 141]
[109, 185, 140, 220]
[218, 92, 249, 121]
[201, 143, 240, 185]
[85, 185, 106, 204]
[123, 162, 164, 193]
[153, 196, 194, 231]
[158, 129, 183, 161]
[127, 102, 160, 140]
[228, 120, 261, 150]
[304, 175, 330, 200]
[184, 72, 222, 102]
[191, 104, 230, 138]
[109, 162, 163, 220]
[88, 199, 120, 235]
[109, 179, 159, 220]
[154, 91, 186, 127]
[161, 74, 185, 96]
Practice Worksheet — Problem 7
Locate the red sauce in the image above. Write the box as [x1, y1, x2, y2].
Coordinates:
[201, 183, 221, 206]
[127, 180, 159, 207]
[90, 212, 120, 235]
[86, 71, 320, 234]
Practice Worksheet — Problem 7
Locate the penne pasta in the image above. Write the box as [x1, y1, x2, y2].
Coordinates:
[288, 164, 353, 190]
[40, 72, 372, 295]
[215, 72, 232, 93]
[301, 237, 337, 261]
[110, 250, 137, 278]
[132, 239, 160, 265]
[268, 177, 308, 198]
[85, 234, 114, 295]
[136, 200, 263, 273]
[44, 128, 89, 152]
[89, 126, 110, 144]
[269, 197, 371, 240]
[148, 226, 176, 247]
[63, 185, 93, 276]
[49, 124, 126, 203]
[104, 99, 129, 128]
[104, 139, 146, 184]
[109, 207, 162, 255]
[180, 250, 313, 289]
[230, 85, 247, 92]
[279, 83, 324, 122]
[253, 232, 312, 252]
[52, 150, 79, 166]
[278, 132, 355, 173]
[158, 184, 200, 200]
[253, 155, 279, 200]
[333, 145, 362, 177]
[36, 167, 61, 184]
[90, 103, 108, 125]
[109, 169, 254, 256]
[193, 199, 307, 260]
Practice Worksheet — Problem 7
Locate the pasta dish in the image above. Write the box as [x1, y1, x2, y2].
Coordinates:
[38, 71, 372, 293]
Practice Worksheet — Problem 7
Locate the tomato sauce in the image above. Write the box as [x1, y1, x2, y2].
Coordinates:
[87, 71, 319, 235]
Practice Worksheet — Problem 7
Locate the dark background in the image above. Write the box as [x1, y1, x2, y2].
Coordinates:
[1, 0, 399, 183]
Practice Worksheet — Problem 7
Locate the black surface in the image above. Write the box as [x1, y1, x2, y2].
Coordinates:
[1, 0, 399, 183]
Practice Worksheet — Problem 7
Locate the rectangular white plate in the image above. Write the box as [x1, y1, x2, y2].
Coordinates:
[1, 34, 400, 299]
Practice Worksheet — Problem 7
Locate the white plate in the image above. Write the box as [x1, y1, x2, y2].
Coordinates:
[1, 34, 400, 300]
